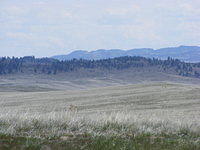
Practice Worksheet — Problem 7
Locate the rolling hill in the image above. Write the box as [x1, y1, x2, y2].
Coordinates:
[52, 46, 200, 62]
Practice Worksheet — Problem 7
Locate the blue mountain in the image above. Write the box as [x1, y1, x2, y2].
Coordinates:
[52, 46, 200, 62]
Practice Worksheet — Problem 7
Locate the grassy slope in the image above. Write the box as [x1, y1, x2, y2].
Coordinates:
[1, 68, 200, 92]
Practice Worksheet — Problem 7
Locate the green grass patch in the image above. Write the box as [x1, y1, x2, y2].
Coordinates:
[0, 132, 199, 150]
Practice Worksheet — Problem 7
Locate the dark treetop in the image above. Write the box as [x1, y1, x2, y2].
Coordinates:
[0, 56, 200, 78]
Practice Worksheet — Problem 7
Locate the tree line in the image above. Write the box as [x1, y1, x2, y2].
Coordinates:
[0, 56, 200, 78]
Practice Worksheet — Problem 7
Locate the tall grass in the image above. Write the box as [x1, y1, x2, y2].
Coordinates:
[0, 110, 199, 138]
[0, 110, 200, 149]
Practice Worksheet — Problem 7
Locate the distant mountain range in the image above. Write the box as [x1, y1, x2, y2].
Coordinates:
[52, 46, 200, 62]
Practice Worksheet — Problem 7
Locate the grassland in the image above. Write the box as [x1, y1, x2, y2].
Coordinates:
[0, 75, 200, 149]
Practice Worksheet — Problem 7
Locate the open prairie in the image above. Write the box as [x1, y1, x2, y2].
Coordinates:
[1, 81, 200, 133]
[0, 75, 200, 149]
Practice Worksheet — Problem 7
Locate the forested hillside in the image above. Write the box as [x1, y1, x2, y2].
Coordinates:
[0, 56, 200, 78]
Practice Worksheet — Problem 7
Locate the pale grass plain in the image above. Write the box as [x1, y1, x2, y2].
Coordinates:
[0, 80, 200, 139]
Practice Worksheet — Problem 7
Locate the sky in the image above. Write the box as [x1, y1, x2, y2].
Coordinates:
[0, 0, 200, 57]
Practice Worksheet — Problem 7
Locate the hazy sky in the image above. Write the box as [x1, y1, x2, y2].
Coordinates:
[0, 0, 200, 57]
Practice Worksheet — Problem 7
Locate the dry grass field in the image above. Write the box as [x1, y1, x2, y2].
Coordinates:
[0, 75, 200, 149]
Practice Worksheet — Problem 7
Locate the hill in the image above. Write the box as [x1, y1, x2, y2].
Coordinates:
[52, 46, 200, 62]
[0, 56, 200, 80]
